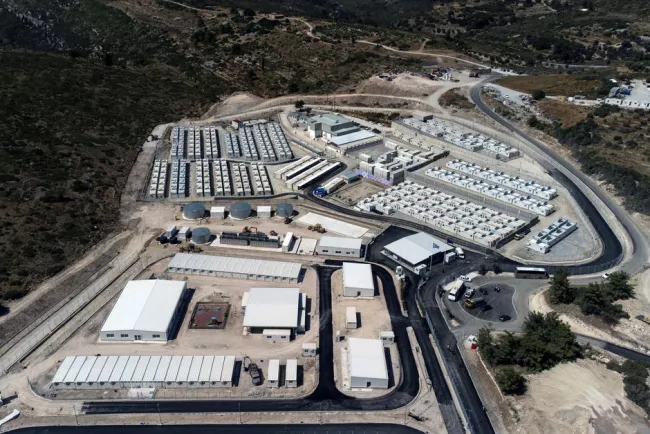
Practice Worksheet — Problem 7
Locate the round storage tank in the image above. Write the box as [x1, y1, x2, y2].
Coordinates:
[191, 227, 211, 244]
[183, 202, 206, 220]
[230, 202, 252, 220]
[276, 203, 294, 218]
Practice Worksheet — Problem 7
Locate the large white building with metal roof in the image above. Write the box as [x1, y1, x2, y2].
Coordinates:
[315, 236, 362, 257]
[100, 280, 188, 342]
[382, 232, 454, 274]
[342, 262, 375, 297]
[347, 338, 389, 389]
[51, 355, 235, 389]
[243, 287, 305, 334]
[167, 253, 302, 283]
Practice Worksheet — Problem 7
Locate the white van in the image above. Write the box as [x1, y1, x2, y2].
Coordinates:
[455, 247, 465, 259]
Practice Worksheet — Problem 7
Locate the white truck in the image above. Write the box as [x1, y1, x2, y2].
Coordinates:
[455, 247, 465, 259]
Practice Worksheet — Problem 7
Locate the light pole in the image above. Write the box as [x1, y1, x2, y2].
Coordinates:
[73, 405, 79, 426]
[157, 403, 162, 425]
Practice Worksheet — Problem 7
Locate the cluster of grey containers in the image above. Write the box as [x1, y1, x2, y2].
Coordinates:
[213, 159, 233, 196]
[527, 218, 578, 254]
[227, 122, 293, 161]
[219, 231, 280, 248]
[170, 160, 188, 198]
[51, 355, 236, 390]
[395, 117, 520, 160]
[148, 159, 168, 198]
[171, 126, 220, 160]
[196, 159, 212, 197]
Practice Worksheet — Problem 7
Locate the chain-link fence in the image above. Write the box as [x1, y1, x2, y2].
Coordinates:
[0, 253, 140, 376]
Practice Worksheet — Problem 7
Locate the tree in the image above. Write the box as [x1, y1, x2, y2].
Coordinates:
[549, 268, 575, 304]
[477, 326, 496, 364]
[294, 100, 305, 110]
[606, 271, 634, 300]
[531, 89, 546, 100]
[496, 367, 527, 395]
[478, 264, 487, 275]
[493, 263, 502, 274]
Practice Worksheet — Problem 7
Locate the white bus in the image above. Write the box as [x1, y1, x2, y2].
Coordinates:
[446, 280, 465, 301]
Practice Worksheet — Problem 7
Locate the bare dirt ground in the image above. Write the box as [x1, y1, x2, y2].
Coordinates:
[328, 180, 387, 207]
[330, 269, 399, 397]
[353, 74, 442, 98]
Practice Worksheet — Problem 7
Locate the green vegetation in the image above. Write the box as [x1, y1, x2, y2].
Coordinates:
[607, 359, 650, 415]
[477, 312, 582, 394]
[495, 366, 527, 395]
[548, 269, 634, 324]
[531, 89, 546, 100]
[439, 88, 474, 110]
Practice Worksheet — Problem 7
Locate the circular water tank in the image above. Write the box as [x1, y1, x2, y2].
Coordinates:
[191, 227, 211, 244]
[183, 202, 206, 220]
[276, 203, 294, 218]
[230, 202, 252, 220]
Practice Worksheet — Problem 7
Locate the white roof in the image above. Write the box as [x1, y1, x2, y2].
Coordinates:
[243, 287, 301, 328]
[296, 212, 368, 238]
[168, 253, 302, 280]
[101, 280, 187, 334]
[348, 338, 388, 381]
[384, 232, 454, 265]
[286, 359, 298, 381]
[318, 236, 362, 250]
[257, 205, 272, 212]
[268, 359, 280, 381]
[343, 262, 374, 290]
[302, 343, 317, 350]
[346, 307, 357, 323]
[211, 206, 226, 213]
[329, 130, 376, 146]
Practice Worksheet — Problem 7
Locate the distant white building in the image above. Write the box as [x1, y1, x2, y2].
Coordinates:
[100, 280, 188, 342]
[342, 262, 375, 297]
[347, 338, 389, 389]
[316, 236, 362, 257]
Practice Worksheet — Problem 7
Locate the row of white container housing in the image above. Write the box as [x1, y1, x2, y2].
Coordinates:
[447, 159, 557, 200]
[232, 163, 253, 196]
[425, 167, 554, 216]
[51, 355, 235, 389]
[213, 159, 233, 196]
[355, 181, 527, 247]
[250, 163, 273, 195]
[196, 159, 212, 197]
[148, 159, 168, 198]
[225, 132, 242, 158]
[170, 160, 188, 198]
[527, 218, 578, 253]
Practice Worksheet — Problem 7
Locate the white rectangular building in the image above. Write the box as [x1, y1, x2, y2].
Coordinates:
[100, 280, 188, 342]
[243, 287, 304, 333]
[286, 359, 298, 388]
[263, 329, 292, 342]
[347, 338, 389, 389]
[257, 206, 272, 218]
[302, 343, 317, 357]
[346, 307, 358, 329]
[267, 359, 280, 388]
[316, 236, 362, 257]
[342, 262, 375, 297]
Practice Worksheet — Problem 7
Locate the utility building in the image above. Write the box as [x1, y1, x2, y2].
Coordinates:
[342, 262, 375, 297]
[382, 232, 454, 274]
[307, 113, 359, 140]
[347, 338, 389, 389]
[316, 236, 362, 257]
[267, 359, 280, 388]
[286, 359, 298, 388]
[243, 287, 306, 335]
[100, 280, 188, 342]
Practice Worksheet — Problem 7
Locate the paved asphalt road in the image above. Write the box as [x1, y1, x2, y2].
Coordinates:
[470, 80, 648, 278]
[5, 424, 424, 434]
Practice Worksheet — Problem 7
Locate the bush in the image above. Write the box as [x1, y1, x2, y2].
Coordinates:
[531, 89, 546, 100]
[609, 360, 650, 414]
[478, 264, 487, 275]
[496, 366, 527, 395]
[549, 268, 575, 304]
[493, 263, 502, 274]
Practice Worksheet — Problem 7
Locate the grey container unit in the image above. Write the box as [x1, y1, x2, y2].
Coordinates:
[75, 356, 98, 388]
[188, 356, 203, 387]
[131, 356, 151, 388]
[97, 356, 119, 388]
[142, 356, 161, 388]
[164, 356, 183, 386]
[52, 356, 76, 388]
[85, 356, 108, 388]
[154, 356, 173, 388]
[198, 356, 214, 387]
[120, 356, 140, 388]
[219, 234, 248, 246]
[250, 239, 280, 248]
[108, 356, 129, 388]
[175, 355, 193, 386]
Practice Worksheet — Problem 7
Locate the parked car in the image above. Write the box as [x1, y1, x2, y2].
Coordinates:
[249, 363, 262, 386]
[463, 288, 475, 299]
[602, 273, 611, 280]
[499, 315, 511, 322]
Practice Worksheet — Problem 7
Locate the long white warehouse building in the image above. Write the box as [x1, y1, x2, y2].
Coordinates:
[167, 253, 302, 283]
[51, 355, 236, 389]
[100, 280, 188, 342]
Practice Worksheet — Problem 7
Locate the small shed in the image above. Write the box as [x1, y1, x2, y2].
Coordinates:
[177, 226, 190, 241]
[165, 225, 177, 238]
[346, 307, 358, 329]
[210, 206, 226, 219]
[257, 206, 272, 218]
[282, 232, 295, 252]
[267, 359, 280, 388]
[379, 331, 395, 345]
[286, 359, 298, 388]
[263, 329, 291, 342]
[302, 343, 317, 357]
